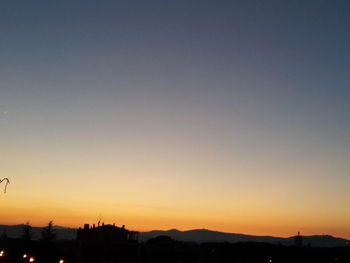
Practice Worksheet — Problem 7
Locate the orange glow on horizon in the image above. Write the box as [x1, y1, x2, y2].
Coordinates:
[2, 160, 350, 240]
[1, 198, 350, 240]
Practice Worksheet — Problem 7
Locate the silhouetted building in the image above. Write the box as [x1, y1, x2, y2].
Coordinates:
[294, 232, 303, 247]
[76, 223, 138, 263]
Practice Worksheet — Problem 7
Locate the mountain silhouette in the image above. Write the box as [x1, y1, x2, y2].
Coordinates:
[1, 225, 349, 247]
[0, 224, 76, 240]
[139, 229, 350, 247]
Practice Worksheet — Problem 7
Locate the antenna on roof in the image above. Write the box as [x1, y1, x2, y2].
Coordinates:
[0, 178, 10, 193]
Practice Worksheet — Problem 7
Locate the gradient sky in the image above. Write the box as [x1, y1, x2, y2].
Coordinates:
[1, 0, 350, 238]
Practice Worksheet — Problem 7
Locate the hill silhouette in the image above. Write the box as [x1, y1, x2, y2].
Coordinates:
[139, 229, 350, 247]
[1, 225, 349, 247]
[0, 224, 76, 240]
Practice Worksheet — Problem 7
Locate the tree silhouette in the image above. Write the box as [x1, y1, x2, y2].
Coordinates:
[41, 221, 57, 263]
[0, 178, 9, 193]
[22, 221, 32, 241]
[41, 220, 56, 243]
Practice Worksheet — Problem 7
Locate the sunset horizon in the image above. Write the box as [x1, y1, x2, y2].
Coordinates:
[1, 219, 350, 241]
[1, 208, 350, 240]
[1, 1, 350, 253]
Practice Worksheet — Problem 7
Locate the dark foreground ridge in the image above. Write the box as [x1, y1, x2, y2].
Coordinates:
[1, 223, 350, 263]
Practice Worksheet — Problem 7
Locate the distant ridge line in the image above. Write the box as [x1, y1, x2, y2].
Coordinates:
[139, 229, 350, 247]
[0, 224, 349, 247]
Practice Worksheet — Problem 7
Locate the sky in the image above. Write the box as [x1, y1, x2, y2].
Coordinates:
[0, 0, 350, 238]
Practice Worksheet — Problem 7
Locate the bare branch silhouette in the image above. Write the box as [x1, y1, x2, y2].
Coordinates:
[0, 178, 10, 193]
